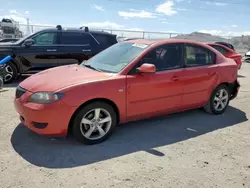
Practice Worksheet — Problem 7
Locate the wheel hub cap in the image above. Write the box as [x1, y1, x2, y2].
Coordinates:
[93, 121, 99, 127]
[213, 88, 229, 111]
[3, 65, 14, 82]
[80, 108, 112, 140]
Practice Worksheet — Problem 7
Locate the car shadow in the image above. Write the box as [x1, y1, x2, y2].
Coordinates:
[11, 106, 248, 169]
[0, 89, 8, 93]
[238, 75, 245, 78]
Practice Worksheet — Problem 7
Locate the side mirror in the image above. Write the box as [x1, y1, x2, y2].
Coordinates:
[23, 39, 35, 47]
[136, 63, 156, 74]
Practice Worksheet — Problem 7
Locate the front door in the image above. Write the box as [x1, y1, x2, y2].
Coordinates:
[20, 31, 59, 70]
[181, 44, 218, 108]
[126, 43, 185, 120]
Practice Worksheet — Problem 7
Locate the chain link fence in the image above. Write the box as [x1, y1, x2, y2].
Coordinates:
[18, 24, 182, 39]
[17, 24, 250, 52]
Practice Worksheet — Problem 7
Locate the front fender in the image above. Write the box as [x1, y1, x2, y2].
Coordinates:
[0, 51, 24, 73]
[58, 76, 127, 122]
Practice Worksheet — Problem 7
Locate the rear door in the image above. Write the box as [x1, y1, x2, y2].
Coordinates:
[57, 31, 97, 66]
[181, 44, 218, 109]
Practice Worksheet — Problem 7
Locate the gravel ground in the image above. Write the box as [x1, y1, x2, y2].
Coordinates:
[0, 62, 250, 188]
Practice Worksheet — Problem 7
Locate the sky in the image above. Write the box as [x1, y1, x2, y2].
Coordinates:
[0, 0, 249, 37]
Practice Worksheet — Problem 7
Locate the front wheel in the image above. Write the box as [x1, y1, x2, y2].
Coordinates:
[204, 85, 230, 115]
[0, 76, 3, 89]
[72, 101, 117, 145]
[2, 62, 18, 83]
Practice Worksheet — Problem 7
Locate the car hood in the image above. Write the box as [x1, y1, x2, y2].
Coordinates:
[0, 42, 20, 53]
[19, 65, 114, 92]
[0, 42, 19, 47]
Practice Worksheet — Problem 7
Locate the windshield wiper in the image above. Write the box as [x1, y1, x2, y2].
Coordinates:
[84, 64, 102, 72]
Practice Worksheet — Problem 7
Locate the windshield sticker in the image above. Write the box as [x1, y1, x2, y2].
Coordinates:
[132, 43, 148, 49]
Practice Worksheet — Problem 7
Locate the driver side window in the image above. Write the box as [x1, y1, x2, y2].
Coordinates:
[129, 43, 182, 74]
[32, 32, 57, 45]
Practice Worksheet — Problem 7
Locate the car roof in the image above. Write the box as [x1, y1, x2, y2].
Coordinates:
[126, 38, 216, 47]
[207, 43, 237, 53]
[119, 38, 228, 75]
[40, 28, 115, 36]
[215, 41, 235, 50]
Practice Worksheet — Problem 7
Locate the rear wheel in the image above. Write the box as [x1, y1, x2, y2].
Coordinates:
[204, 85, 230, 115]
[72, 101, 117, 145]
[3, 62, 18, 83]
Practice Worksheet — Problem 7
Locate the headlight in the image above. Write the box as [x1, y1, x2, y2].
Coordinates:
[29, 92, 64, 104]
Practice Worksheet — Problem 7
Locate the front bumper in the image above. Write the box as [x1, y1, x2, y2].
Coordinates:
[14, 90, 76, 136]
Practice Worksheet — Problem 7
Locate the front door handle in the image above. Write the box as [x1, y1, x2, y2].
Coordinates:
[171, 76, 179, 81]
[47, 49, 57, 52]
[82, 49, 91, 52]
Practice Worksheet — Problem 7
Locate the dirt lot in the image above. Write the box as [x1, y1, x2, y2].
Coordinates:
[0, 63, 250, 188]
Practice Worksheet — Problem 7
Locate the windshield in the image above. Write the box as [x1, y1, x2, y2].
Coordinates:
[82, 42, 150, 73]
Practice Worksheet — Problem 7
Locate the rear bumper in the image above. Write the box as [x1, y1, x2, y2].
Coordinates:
[229, 80, 240, 100]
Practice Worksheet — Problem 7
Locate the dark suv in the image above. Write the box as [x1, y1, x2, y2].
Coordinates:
[0, 25, 117, 82]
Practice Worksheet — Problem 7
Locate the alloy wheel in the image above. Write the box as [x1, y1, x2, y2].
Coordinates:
[4, 65, 14, 82]
[213, 88, 229, 111]
[80, 108, 112, 140]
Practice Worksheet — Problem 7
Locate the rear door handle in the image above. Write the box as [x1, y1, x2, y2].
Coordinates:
[171, 76, 179, 81]
[82, 49, 91, 52]
[47, 49, 57, 52]
[49, 56, 56, 59]
[208, 72, 216, 76]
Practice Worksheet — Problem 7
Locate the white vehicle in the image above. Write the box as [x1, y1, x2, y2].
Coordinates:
[246, 51, 250, 57]
[0, 18, 23, 39]
[245, 51, 250, 61]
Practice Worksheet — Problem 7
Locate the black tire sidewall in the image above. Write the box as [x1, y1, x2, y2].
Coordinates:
[0, 76, 3, 89]
[209, 85, 230, 115]
[72, 101, 117, 145]
[3, 62, 18, 83]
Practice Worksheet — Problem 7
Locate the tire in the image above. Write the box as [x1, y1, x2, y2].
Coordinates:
[72, 101, 117, 145]
[0, 76, 3, 89]
[204, 84, 230, 115]
[3, 61, 18, 83]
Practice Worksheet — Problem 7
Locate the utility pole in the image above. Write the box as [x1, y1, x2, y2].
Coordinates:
[26, 18, 30, 36]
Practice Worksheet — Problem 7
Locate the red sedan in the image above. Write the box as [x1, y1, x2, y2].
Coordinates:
[14, 39, 240, 145]
[207, 43, 242, 69]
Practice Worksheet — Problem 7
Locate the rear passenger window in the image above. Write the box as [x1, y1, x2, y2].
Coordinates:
[61, 32, 93, 45]
[185, 45, 215, 67]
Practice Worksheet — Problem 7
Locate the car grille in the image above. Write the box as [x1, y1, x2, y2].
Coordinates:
[16, 86, 27, 98]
